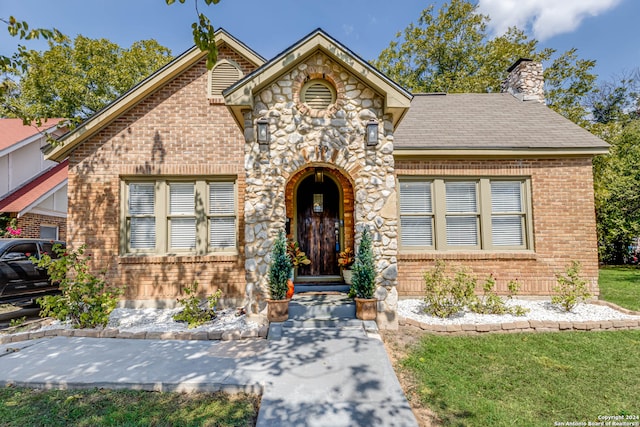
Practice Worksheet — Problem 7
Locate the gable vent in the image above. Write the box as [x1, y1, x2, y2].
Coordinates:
[302, 80, 336, 110]
[208, 60, 243, 102]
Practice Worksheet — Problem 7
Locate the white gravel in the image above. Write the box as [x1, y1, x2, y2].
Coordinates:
[37, 307, 262, 334]
[18, 299, 640, 335]
[398, 298, 640, 325]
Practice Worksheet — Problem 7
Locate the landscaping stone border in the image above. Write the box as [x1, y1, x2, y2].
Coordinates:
[0, 325, 269, 344]
[399, 317, 640, 335]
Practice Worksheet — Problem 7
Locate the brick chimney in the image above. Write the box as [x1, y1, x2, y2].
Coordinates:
[501, 58, 545, 103]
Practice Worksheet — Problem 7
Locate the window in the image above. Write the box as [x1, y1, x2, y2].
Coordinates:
[399, 177, 532, 251]
[40, 225, 59, 240]
[123, 179, 237, 254]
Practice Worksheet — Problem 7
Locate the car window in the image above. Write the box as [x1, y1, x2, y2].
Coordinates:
[2, 243, 39, 260]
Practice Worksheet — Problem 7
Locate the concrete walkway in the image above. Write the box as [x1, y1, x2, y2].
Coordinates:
[0, 325, 418, 426]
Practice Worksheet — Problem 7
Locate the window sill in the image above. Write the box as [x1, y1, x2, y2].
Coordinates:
[119, 251, 240, 265]
[398, 251, 536, 261]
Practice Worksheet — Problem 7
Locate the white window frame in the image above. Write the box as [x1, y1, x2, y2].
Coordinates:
[398, 177, 533, 251]
[122, 178, 237, 255]
[40, 225, 59, 240]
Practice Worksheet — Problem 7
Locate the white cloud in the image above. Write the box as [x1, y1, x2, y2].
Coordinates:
[478, 0, 622, 40]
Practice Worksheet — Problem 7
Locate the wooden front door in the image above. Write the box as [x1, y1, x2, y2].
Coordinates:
[296, 174, 340, 276]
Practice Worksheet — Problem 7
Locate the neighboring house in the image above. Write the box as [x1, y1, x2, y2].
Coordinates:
[45, 29, 608, 328]
[0, 119, 68, 240]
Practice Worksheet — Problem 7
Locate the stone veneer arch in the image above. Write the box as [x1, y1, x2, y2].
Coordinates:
[285, 164, 355, 252]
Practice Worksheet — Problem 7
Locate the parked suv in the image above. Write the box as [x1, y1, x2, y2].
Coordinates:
[0, 238, 65, 306]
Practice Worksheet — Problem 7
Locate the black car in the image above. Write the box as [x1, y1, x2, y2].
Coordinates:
[0, 238, 65, 306]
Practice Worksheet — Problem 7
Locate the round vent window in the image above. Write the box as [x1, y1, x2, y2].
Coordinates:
[301, 79, 336, 110]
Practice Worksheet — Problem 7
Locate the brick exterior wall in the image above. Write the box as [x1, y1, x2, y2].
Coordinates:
[16, 213, 67, 241]
[67, 45, 256, 305]
[394, 157, 600, 297]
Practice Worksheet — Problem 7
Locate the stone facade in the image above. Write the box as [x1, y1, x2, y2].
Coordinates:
[242, 52, 400, 328]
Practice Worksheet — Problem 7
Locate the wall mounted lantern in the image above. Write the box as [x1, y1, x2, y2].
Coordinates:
[314, 167, 324, 183]
[257, 118, 270, 151]
[366, 119, 379, 146]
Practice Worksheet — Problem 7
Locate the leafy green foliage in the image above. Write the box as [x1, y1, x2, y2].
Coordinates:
[9, 316, 26, 327]
[423, 260, 476, 318]
[423, 261, 527, 318]
[268, 230, 292, 300]
[35, 244, 123, 328]
[552, 261, 592, 312]
[350, 228, 377, 299]
[165, 0, 220, 69]
[373, 0, 596, 122]
[4, 35, 172, 121]
[173, 282, 222, 328]
[286, 240, 311, 267]
[470, 276, 529, 316]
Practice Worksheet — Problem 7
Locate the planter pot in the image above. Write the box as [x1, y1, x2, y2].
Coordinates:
[266, 298, 289, 322]
[342, 269, 353, 285]
[355, 297, 377, 320]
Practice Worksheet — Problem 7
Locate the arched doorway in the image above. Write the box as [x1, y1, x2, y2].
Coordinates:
[296, 172, 341, 278]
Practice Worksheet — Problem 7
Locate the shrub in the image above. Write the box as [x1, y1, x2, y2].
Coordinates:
[173, 281, 222, 328]
[350, 227, 377, 299]
[424, 262, 528, 318]
[470, 276, 529, 316]
[268, 230, 292, 300]
[35, 244, 123, 329]
[423, 260, 476, 318]
[552, 260, 592, 312]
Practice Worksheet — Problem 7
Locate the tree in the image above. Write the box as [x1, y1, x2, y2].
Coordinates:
[166, 0, 220, 69]
[373, 0, 597, 122]
[3, 35, 172, 120]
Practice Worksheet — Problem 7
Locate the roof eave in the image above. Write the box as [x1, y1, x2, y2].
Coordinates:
[393, 146, 610, 158]
[223, 30, 412, 130]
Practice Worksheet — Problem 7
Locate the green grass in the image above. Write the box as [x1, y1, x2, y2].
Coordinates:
[599, 267, 640, 311]
[0, 387, 259, 427]
[402, 331, 640, 426]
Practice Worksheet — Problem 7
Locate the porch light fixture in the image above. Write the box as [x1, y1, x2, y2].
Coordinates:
[257, 118, 270, 151]
[366, 119, 379, 146]
[315, 168, 324, 183]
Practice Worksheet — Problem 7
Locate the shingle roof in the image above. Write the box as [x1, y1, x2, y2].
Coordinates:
[0, 118, 63, 152]
[394, 93, 609, 150]
[0, 160, 68, 215]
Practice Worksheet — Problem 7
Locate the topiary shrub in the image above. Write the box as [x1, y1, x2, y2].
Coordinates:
[350, 227, 376, 299]
[552, 260, 592, 312]
[268, 230, 292, 300]
[173, 281, 222, 328]
[35, 244, 123, 329]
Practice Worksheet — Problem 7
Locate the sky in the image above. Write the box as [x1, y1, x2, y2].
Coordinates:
[0, 0, 637, 85]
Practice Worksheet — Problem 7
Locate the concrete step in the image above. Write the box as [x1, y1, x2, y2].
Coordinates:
[294, 284, 350, 293]
[288, 293, 355, 320]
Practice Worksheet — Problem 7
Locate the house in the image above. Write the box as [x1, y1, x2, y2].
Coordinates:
[0, 119, 68, 240]
[45, 29, 608, 328]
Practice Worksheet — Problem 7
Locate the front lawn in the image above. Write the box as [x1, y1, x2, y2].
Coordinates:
[599, 266, 640, 311]
[399, 330, 640, 426]
[0, 387, 259, 427]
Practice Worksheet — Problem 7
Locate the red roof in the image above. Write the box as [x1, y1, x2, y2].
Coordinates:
[0, 118, 64, 151]
[0, 159, 69, 214]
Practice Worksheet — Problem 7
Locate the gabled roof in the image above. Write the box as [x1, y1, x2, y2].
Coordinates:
[0, 159, 68, 216]
[223, 28, 413, 129]
[394, 93, 609, 156]
[0, 118, 64, 154]
[46, 29, 265, 162]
